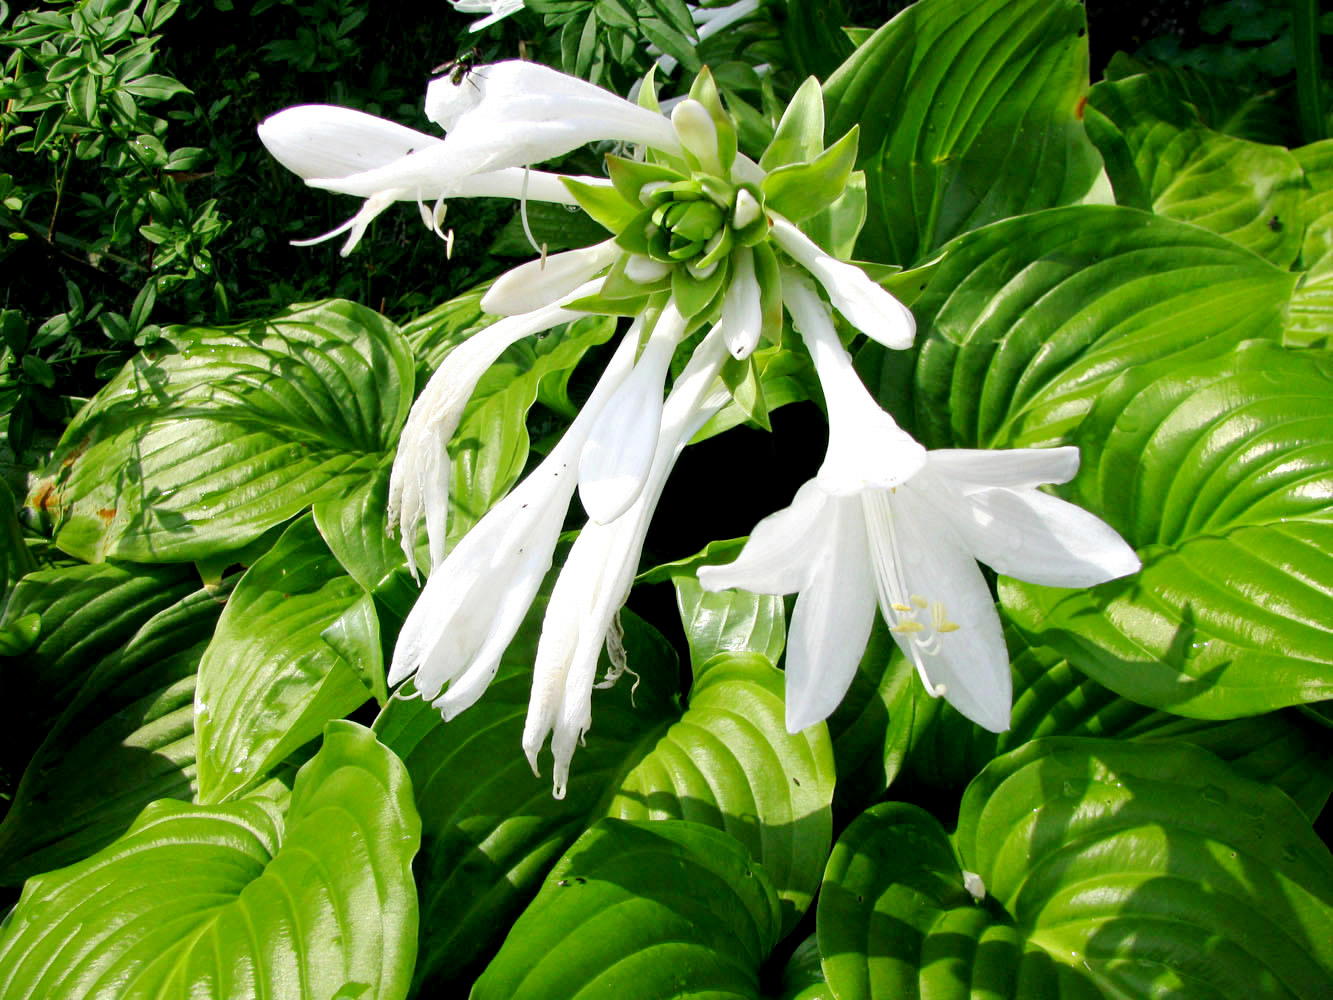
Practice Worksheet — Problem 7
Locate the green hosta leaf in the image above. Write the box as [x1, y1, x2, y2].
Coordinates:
[606, 652, 833, 934]
[819, 740, 1333, 999]
[195, 515, 376, 803]
[671, 574, 786, 669]
[760, 76, 825, 173]
[838, 613, 1332, 819]
[1003, 341, 1333, 718]
[0, 722, 420, 1000]
[29, 299, 414, 563]
[0, 481, 35, 602]
[1087, 70, 1304, 267]
[312, 458, 418, 620]
[472, 819, 782, 1000]
[823, 0, 1104, 266]
[374, 606, 679, 989]
[375, 604, 832, 989]
[1295, 139, 1333, 271]
[0, 579, 230, 885]
[0, 562, 198, 773]
[908, 205, 1296, 449]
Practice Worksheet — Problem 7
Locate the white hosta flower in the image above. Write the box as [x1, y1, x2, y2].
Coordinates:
[481, 239, 621, 316]
[577, 298, 689, 524]
[699, 278, 1141, 734]
[388, 330, 641, 715]
[388, 278, 604, 573]
[258, 59, 670, 254]
[525, 328, 731, 797]
[769, 216, 915, 350]
[448, 0, 525, 32]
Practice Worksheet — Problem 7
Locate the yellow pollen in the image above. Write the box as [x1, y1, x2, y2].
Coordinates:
[892, 621, 926, 634]
[937, 622, 960, 633]
[911, 595, 929, 608]
[891, 602, 913, 612]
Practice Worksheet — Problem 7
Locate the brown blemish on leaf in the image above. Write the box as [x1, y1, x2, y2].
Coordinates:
[1075, 96, 1087, 119]
[97, 508, 116, 524]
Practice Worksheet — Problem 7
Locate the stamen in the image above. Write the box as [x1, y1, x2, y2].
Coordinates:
[519, 165, 542, 257]
[891, 621, 925, 634]
[445, 229, 456, 260]
[912, 595, 929, 608]
[891, 602, 913, 612]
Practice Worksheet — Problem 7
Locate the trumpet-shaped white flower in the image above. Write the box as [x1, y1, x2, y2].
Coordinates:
[388, 329, 641, 715]
[258, 59, 672, 254]
[524, 327, 731, 797]
[698, 274, 1141, 733]
[388, 278, 604, 573]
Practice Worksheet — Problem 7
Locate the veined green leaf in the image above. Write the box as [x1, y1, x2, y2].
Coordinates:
[1003, 341, 1333, 718]
[0, 578, 230, 885]
[29, 299, 414, 563]
[195, 515, 375, 803]
[0, 722, 420, 1000]
[823, 0, 1104, 266]
[818, 740, 1333, 999]
[763, 126, 859, 224]
[471, 819, 782, 1000]
[907, 205, 1296, 450]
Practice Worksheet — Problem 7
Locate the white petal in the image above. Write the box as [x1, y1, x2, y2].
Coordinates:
[873, 488, 1012, 732]
[625, 254, 671, 283]
[697, 479, 833, 596]
[388, 289, 597, 573]
[308, 157, 590, 203]
[720, 245, 761, 359]
[290, 188, 402, 257]
[927, 446, 1080, 489]
[578, 304, 685, 523]
[258, 105, 436, 179]
[934, 478, 1141, 588]
[481, 239, 620, 315]
[770, 216, 915, 349]
[525, 326, 730, 795]
[426, 60, 679, 163]
[783, 493, 879, 732]
[782, 271, 927, 492]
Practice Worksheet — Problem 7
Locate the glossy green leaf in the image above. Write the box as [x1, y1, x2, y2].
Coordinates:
[0, 722, 420, 1000]
[29, 299, 414, 563]
[1003, 341, 1333, 718]
[762, 127, 859, 224]
[819, 740, 1333, 999]
[471, 819, 782, 1000]
[1294, 139, 1333, 271]
[374, 605, 679, 990]
[312, 458, 419, 620]
[1087, 69, 1304, 266]
[0, 579, 230, 885]
[195, 515, 375, 803]
[0, 562, 198, 772]
[837, 612, 1332, 819]
[0, 480, 35, 602]
[907, 205, 1296, 450]
[823, 0, 1105, 266]
[376, 603, 832, 988]
[671, 574, 786, 669]
[606, 652, 832, 933]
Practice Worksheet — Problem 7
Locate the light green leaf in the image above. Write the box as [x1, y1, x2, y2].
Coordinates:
[819, 740, 1333, 999]
[471, 819, 782, 1000]
[606, 652, 832, 934]
[0, 579, 230, 885]
[1003, 341, 1333, 718]
[672, 573, 786, 669]
[29, 299, 414, 563]
[195, 515, 375, 803]
[823, 0, 1104, 266]
[0, 722, 420, 1000]
[0, 562, 198, 772]
[1088, 69, 1304, 266]
[907, 205, 1296, 450]
[376, 602, 831, 989]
